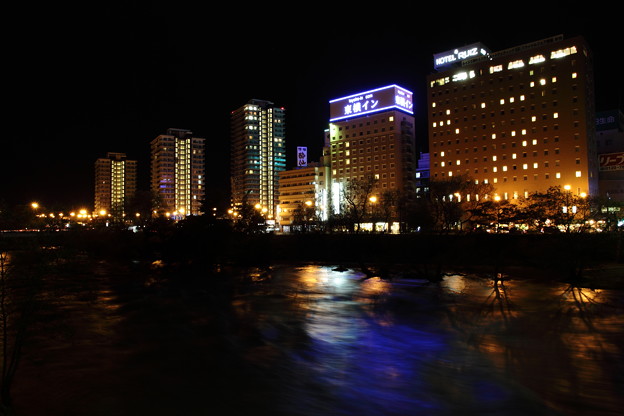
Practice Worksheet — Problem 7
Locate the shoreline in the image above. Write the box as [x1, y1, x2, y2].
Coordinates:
[2, 230, 624, 290]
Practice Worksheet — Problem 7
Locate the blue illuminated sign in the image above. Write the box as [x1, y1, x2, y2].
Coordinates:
[329, 85, 413, 122]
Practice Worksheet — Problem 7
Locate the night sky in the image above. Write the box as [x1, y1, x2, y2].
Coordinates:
[3, 4, 622, 210]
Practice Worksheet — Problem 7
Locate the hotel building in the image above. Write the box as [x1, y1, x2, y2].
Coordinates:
[230, 99, 286, 220]
[94, 152, 137, 220]
[427, 35, 598, 200]
[326, 85, 418, 218]
[150, 128, 205, 216]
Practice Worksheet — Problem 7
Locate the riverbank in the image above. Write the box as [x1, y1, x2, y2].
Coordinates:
[2, 230, 623, 289]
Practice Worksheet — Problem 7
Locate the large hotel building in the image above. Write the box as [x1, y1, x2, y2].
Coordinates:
[326, 84, 418, 212]
[150, 128, 205, 216]
[230, 99, 286, 220]
[427, 35, 598, 200]
[94, 152, 137, 220]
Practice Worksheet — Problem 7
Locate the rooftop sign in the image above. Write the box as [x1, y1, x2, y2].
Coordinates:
[329, 85, 413, 122]
[433, 43, 490, 70]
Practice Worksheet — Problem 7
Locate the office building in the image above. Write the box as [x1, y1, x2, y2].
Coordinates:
[325, 85, 417, 220]
[94, 152, 137, 220]
[427, 35, 598, 200]
[277, 162, 330, 232]
[230, 99, 286, 220]
[150, 128, 205, 216]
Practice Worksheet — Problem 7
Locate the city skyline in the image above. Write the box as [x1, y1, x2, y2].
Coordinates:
[3, 5, 623, 209]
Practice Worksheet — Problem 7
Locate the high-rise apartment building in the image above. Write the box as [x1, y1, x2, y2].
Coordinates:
[94, 152, 137, 220]
[427, 35, 598, 200]
[230, 99, 286, 219]
[150, 128, 205, 216]
[325, 85, 417, 217]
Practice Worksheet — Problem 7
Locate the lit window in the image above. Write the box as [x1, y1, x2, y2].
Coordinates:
[533, 163, 538, 168]
[456, 160, 461, 165]
[552, 77, 557, 83]
[556, 172, 561, 178]
[522, 141, 527, 146]
[572, 73, 577, 79]
[500, 99, 505, 105]
[503, 166, 508, 171]
[446, 109, 451, 115]
[523, 164, 528, 170]
[512, 154, 517, 159]
[441, 151, 445, 157]
[481, 103, 486, 108]
[492, 156, 497, 161]
[553, 112, 559, 118]
[540, 79, 547, 86]
[492, 134, 497, 139]
[576, 171, 582, 177]
[520, 95, 525, 101]
[532, 139, 538, 145]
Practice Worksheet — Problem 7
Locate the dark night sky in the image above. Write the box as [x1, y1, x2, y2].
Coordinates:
[3, 4, 622, 210]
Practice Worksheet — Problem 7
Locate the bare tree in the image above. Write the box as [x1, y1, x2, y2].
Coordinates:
[341, 175, 378, 233]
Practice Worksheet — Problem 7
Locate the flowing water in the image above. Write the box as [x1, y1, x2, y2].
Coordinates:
[9, 260, 624, 415]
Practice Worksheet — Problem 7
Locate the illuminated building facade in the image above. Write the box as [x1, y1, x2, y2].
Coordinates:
[277, 162, 330, 232]
[150, 128, 205, 216]
[596, 110, 624, 201]
[326, 85, 417, 217]
[94, 152, 137, 220]
[427, 35, 598, 200]
[230, 99, 286, 220]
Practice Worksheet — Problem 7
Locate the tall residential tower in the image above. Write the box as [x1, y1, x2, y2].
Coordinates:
[94, 152, 137, 220]
[230, 99, 286, 219]
[150, 128, 205, 216]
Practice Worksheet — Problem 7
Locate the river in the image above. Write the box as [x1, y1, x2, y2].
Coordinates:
[9, 259, 624, 415]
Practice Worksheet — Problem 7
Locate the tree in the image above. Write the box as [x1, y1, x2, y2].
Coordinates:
[341, 175, 378, 233]
[427, 175, 473, 232]
[522, 186, 590, 232]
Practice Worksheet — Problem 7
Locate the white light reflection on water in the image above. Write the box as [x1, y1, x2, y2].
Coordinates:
[239, 265, 624, 416]
[260, 266, 554, 416]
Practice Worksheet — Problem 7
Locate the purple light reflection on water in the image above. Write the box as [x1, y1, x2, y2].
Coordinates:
[258, 266, 561, 416]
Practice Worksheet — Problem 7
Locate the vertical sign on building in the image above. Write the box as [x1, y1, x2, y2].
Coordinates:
[297, 146, 307, 167]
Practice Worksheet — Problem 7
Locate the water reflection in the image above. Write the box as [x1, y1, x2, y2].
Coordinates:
[10, 259, 624, 416]
[232, 266, 624, 416]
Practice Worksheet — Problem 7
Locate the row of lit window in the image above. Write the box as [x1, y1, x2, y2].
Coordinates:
[430, 45, 578, 88]
[436, 170, 582, 180]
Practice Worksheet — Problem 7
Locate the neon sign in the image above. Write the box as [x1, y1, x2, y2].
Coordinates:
[329, 85, 413, 122]
[433, 43, 490, 70]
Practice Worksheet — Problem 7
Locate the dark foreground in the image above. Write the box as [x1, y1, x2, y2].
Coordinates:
[1, 231, 624, 415]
